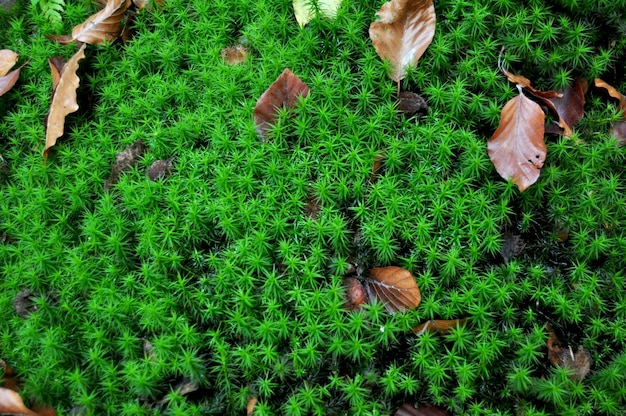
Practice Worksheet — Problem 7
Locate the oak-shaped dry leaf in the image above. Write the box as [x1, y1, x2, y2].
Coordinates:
[369, 0, 436, 83]
[365, 266, 421, 314]
[47, 0, 132, 45]
[412, 318, 468, 335]
[395, 403, 450, 416]
[594, 78, 626, 112]
[44, 44, 86, 157]
[488, 86, 546, 191]
[0, 50, 18, 76]
[253, 68, 309, 139]
[293, 0, 341, 27]
[544, 78, 588, 137]
[221, 45, 248, 65]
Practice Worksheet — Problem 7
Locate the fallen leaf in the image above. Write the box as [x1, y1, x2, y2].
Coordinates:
[293, 0, 341, 27]
[48, 57, 65, 90]
[397, 91, 429, 117]
[0, 388, 39, 416]
[247, 396, 258, 415]
[395, 403, 450, 416]
[47, 0, 132, 45]
[369, 152, 385, 184]
[544, 78, 587, 136]
[44, 44, 86, 157]
[0, 63, 26, 97]
[487, 85, 546, 191]
[594, 78, 626, 112]
[369, 0, 436, 82]
[546, 324, 563, 366]
[104, 140, 147, 190]
[412, 318, 468, 335]
[612, 120, 626, 145]
[133, 0, 166, 11]
[304, 195, 321, 219]
[0, 50, 18, 76]
[221, 45, 248, 65]
[146, 157, 174, 181]
[156, 377, 199, 405]
[343, 277, 368, 311]
[501, 233, 524, 263]
[560, 346, 591, 382]
[14, 289, 37, 318]
[365, 266, 421, 314]
[1, 359, 19, 392]
[253, 68, 309, 139]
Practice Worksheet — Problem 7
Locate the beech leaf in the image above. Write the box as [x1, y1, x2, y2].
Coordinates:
[293, 0, 341, 27]
[47, 0, 132, 45]
[412, 318, 468, 335]
[253, 68, 309, 139]
[0, 50, 18, 76]
[364, 266, 421, 314]
[545, 78, 587, 136]
[0, 64, 26, 97]
[488, 86, 546, 191]
[44, 44, 86, 157]
[369, 0, 436, 82]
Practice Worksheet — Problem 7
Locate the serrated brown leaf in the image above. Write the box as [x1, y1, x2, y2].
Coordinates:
[0, 50, 18, 76]
[594, 78, 626, 112]
[369, 0, 436, 82]
[221, 45, 248, 65]
[48, 0, 131, 45]
[253, 68, 309, 139]
[488, 86, 546, 191]
[544, 78, 587, 136]
[365, 266, 421, 314]
[412, 318, 468, 335]
[395, 403, 450, 416]
[44, 44, 86, 157]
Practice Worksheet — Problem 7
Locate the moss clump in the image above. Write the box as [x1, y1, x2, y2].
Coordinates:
[1, 0, 626, 414]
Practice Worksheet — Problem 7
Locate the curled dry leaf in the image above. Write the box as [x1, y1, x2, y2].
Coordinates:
[369, 0, 436, 82]
[0, 49, 18, 76]
[365, 266, 421, 314]
[104, 140, 147, 190]
[544, 78, 588, 136]
[293, 0, 341, 27]
[412, 318, 468, 335]
[395, 403, 450, 416]
[488, 86, 546, 191]
[253, 68, 309, 139]
[44, 44, 86, 157]
[594, 78, 626, 112]
[221, 45, 248, 65]
[0, 388, 39, 416]
[48, 0, 132, 45]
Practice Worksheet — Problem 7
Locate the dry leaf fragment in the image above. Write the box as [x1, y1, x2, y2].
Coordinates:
[365, 266, 421, 314]
[0, 63, 26, 97]
[560, 346, 591, 382]
[247, 396, 258, 415]
[44, 44, 86, 157]
[0, 388, 40, 416]
[48, 0, 132, 45]
[594, 78, 626, 112]
[412, 318, 468, 335]
[369, 0, 436, 82]
[253, 68, 309, 139]
[544, 78, 587, 136]
[156, 377, 199, 405]
[501, 233, 524, 263]
[487, 86, 546, 192]
[395, 403, 450, 416]
[221, 45, 248, 65]
[133, 0, 166, 11]
[0, 50, 18, 76]
[344, 277, 368, 311]
[612, 120, 626, 145]
[146, 157, 174, 181]
[293, 0, 341, 27]
[14, 289, 37, 318]
[397, 91, 429, 117]
[104, 140, 146, 190]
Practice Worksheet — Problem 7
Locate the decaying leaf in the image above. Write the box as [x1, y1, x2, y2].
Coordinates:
[0, 50, 26, 97]
[369, 152, 386, 183]
[0, 50, 18, 76]
[488, 85, 546, 191]
[395, 403, 450, 416]
[612, 120, 626, 145]
[48, 0, 132, 45]
[1, 358, 19, 392]
[44, 44, 86, 157]
[560, 346, 591, 382]
[247, 396, 258, 415]
[544, 78, 588, 136]
[412, 318, 468, 335]
[146, 157, 174, 181]
[594, 78, 626, 112]
[0, 388, 39, 416]
[369, 0, 436, 82]
[343, 277, 368, 311]
[364, 266, 421, 314]
[104, 140, 147, 190]
[293, 0, 341, 27]
[501, 233, 524, 263]
[397, 91, 429, 117]
[156, 377, 199, 405]
[221, 45, 248, 65]
[304, 195, 321, 219]
[133, 0, 166, 10]
[253, 68, 309, 139]
[14, 289, 37, 318]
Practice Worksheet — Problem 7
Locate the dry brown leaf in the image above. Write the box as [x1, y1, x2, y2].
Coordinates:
[365, 266, 421, 314]
[369, 152, 385, 184]
[412, 318, 468, 335]
[48, 57, 65, 90]
[344, 277, 368, 311]
[594, 78, 626, 113]
[561, 346, 591, 382]
[397, 91, 429, 117]
[369, 0, 436, 82]
[0, 388, 40, 416]
[1, 359, 19, 392]
[133, 0, 166, 11]
[544, 78, 587, 137]
[253, 68, 309, 139]
[44, 44, 86, 157]
[104, 140, 147, 190]
[0, 64, 26, 97]
[48, 0, 131, 45]
[246, 396, 258, 415]
[612, 120, 626, 145]
[395, 403, 450, 416]
[221, 45, 248, 65]
[487, 86, 546, 191]
[0, 50, 18, 76]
